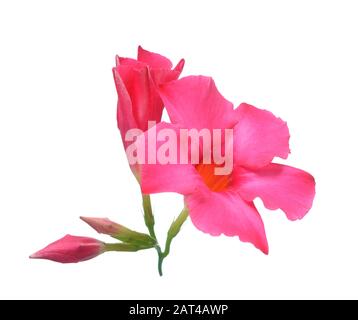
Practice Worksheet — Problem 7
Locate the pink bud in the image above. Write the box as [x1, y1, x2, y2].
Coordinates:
[30, 235, 105, 263]
[80, 216, 156, 246]
[80, 217, 122, 236]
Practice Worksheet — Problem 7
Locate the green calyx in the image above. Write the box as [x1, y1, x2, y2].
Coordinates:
[111, 225, 157, 247]
[102, 193, 188, 276]
[104, 242, 154, 252]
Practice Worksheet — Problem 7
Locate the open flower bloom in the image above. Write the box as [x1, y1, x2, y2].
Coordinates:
[113, 46, 185, 153]
[137, 76, 315, 254]
[30, 235, 105, 263]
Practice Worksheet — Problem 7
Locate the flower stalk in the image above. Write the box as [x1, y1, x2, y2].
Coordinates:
[141, 193, 188, 276]
[158, 207, 189, 274]
[142, 194, 156, 239]
[105, 242, 154, 252]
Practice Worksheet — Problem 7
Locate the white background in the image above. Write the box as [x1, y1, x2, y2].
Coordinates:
[1, 0, 357, 299]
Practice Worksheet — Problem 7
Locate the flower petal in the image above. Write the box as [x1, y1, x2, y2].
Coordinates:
[233, 103, 290, 169]
[136, 122, 204, 195]
[116, 56, 146, 68]
[185, 189, 269, 254]
[234, 163, 315, 220]
[114, 64, 163, 132]
[112, 67, 137, 149]
[158, 76, 238, 129]
[149, 68, 183, 87]
[137, 45, 173, 69]
[174, 58, 185, 73]
[141, 163, 202, 195]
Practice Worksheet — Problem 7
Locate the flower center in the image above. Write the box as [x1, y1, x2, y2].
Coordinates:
[195, 163, 231, 192]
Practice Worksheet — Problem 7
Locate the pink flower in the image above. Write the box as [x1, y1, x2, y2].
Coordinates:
[30, 235, 105, 263]
[137, 76, 316, 254]
[113, 46, 185, 152]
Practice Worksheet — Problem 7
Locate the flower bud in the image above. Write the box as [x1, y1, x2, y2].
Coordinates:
[30, 235, 104, 263]
[80, 217, 156, 246]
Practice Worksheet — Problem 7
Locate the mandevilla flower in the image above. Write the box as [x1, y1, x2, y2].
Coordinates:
[137, 76, 316, 254]
[31, 47, 316, 276]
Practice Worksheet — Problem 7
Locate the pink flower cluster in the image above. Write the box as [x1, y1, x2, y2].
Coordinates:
[31, 46, 315, 275]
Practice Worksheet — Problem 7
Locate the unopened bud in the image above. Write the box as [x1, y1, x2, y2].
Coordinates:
[30, 235, 104, 263]
[80, 216, 156, 246]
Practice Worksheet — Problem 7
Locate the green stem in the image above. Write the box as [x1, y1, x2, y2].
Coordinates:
[157, 246, 164, 276]
[163, 208, 189, 257]
[141, 193, 189, 276]
[158, 208, 189, 274]
[142, 194, 163, 276]
[158, 254, 164, 276]
[142, 194, 156, 239]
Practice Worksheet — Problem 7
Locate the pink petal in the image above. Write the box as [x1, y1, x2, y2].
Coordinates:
[117, 53, 184, 85]
[141, 164, 202, 195]
[30, 235, 104, 263]
[113, 64, 163, 132]
[80, 217, 122, 236]
[149, 68, 183, 87]
[234, 163, 315, 220]
[185, 188, 269, 254]
[113, 67, 138, 149]
[233, 103, 290, 169]
[137, 45, 173, 69]
[174, 58, 185, 73]
[158, 76, 238, 129]
[136, 122, 204, 195]
[116, 56, 146, 68]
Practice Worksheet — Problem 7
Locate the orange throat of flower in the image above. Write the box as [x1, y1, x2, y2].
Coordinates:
[195, 163, 231, 192]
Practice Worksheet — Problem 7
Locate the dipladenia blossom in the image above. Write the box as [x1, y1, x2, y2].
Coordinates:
[137, 76, 316, 254]
[113, 46, 185, 153]
[31, 47, 316, 276]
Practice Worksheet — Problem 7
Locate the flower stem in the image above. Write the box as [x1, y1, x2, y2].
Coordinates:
[157, 248, 164, 276]
[141, 194, 189, 276]
[142, 194, 156, 239]
[142, 194, 163, 276]
[158, 208, 189, 275]
[163, 208, 189, 258]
